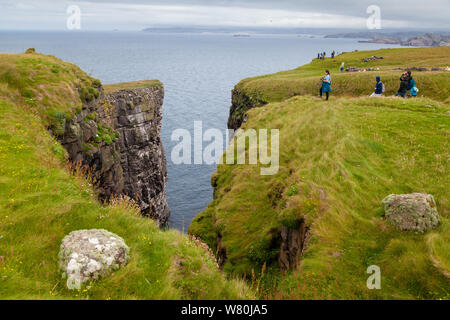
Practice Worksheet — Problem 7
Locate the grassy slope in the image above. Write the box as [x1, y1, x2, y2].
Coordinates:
[0, 52, 253, 300]
[236, 47, 450, 104]
[190, 48, 450, 299]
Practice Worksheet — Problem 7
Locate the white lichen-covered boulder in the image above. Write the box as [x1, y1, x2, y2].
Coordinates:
[59, 229, 130, 290]
[382, 193, 440, 233]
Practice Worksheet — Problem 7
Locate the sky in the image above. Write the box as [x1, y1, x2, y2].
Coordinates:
[0, 0, 449, 31]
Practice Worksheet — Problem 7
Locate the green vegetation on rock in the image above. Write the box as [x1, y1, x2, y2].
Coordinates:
[103, 80, 162, 94]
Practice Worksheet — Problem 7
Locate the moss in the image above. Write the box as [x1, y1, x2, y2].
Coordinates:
[83, 143, 94, 152]
[95, 123, 119, 146]
[48, 110, 67, 137]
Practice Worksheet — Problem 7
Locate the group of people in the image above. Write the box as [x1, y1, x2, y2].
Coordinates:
[317, 50, 336, 60]
[371, 71, 418, 98]
[318, 69, 419, 101]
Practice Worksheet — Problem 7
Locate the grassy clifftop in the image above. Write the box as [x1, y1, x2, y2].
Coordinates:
[228, 47, 450, 129]
[237, 47, 450, 102]
[103, 80, 162, 94]
[0, 51, 252, 299]
[190, 48, 450, 299]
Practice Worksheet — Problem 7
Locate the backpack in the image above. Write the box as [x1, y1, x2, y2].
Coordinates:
[381, 82, 386, 93]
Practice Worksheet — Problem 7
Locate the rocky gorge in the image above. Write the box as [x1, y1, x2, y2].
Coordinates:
[54, 81, 170, 225]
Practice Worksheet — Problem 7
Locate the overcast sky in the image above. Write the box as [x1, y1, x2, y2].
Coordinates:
[0, 0, 449, 31]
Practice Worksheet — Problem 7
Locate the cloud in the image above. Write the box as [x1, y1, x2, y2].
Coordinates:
[0, 0, 448, 30]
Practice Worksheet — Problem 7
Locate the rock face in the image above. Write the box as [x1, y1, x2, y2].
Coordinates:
[382, 193, 440, 233]
[228, 88, 266, 130]
[57, 83, 170, 225]
[59, 229, 130, 290]
[107, 88, 170, 223]
[278, 220, 310, 271]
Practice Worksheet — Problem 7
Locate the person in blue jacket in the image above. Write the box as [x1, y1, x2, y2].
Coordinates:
[319, 70, 331, 100]
[370, 76, 384, 97]
[407, 70, 418, 97]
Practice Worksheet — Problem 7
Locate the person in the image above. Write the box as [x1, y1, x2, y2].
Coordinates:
[407, 70, 418, 98]
[323, 51, 326, 59]
[317, 53, 320, 59]
[331, 50, 335, 58]
[370, 76, 384, 97]
[340, 62, 345, 72]
[320, 70, 331, 101]
[319, 52, 323, 60]
[395, 72, 409, 98]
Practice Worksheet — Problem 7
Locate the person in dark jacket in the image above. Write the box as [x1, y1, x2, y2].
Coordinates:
[395, 72, 409, 98]
[370, 76, 384, 97]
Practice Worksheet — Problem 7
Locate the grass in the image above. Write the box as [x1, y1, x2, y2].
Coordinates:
[229, 47, 450, 128]
[0, 51, 253, 300]
[103, 80, 162, 94]
[190, 46, 450, 300]
[0, 51, 100, 129]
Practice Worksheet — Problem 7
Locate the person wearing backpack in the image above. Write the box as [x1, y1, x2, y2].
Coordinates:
[407, 71, 418, 98]
[370, 76, 384, 97]
[319, 70, 331, 101]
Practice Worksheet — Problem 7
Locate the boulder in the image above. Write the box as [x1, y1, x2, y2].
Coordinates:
[59, 229, 130, 290]
[382, 193, 440, 233]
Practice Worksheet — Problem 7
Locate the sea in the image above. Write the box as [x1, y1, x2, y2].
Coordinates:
[0, 30, 402, 230]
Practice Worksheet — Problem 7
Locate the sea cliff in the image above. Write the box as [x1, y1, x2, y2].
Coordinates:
[58, 81, 169, 225]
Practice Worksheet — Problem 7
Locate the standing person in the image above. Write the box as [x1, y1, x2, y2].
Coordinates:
[395, 72, 409, 98]
[320, 70, 331, 101]
[317, 52, 320, 59]
[340, 62, 345, 72]
[331, 50, 335, 58]
[323, 51, 326, 59]
[370, 76, 384, 97]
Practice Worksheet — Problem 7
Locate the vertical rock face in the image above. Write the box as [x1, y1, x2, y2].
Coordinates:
[227, 88, 267, 130]
[57, 83, 169, 226]
[278, 220, 310, 271]
[107, 87, 170, 224]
